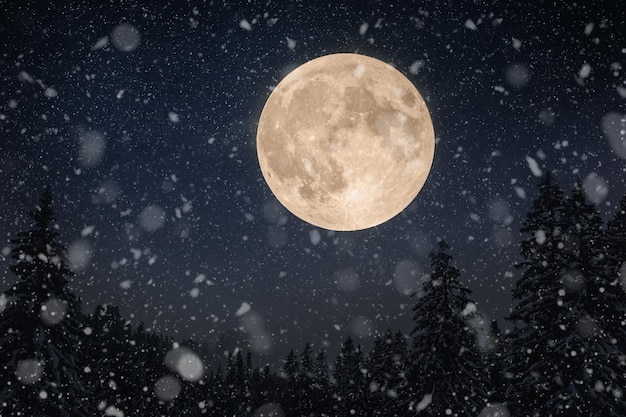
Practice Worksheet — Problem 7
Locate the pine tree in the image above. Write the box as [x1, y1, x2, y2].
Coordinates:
[297, 342, 315, 414]
[606, 192, 626, 349]
[0, 189, 92, 416]
[486, 319, 506, 404]
[507, 177, 626, 416]
[312, 347, 332, 416]
[83, 304, 135, 413]
[365, 329, 407, 416]
[333, 336, 366, 417]
[223, 349, 250, 415]
[279, 348, 301, 415]
[406, 240, 488, 416]
[606, 193, 626, 273]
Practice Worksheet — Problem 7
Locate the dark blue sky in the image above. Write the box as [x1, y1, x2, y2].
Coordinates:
[1, 0, 624, 364]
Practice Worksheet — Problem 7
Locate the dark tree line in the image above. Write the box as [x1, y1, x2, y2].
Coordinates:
[1, 177, 625, 416]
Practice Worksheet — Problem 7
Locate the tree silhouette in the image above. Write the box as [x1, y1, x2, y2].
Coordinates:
[507, 178, 626, 416]
[333, 336, 366, 416]
[406, 239, 488, 416]
[365, 329, 407, 416]
[606, 192, 626, 349]
[0, 189, 91, 416]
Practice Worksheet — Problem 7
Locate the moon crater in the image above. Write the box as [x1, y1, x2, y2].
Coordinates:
[257, 53, 435, 231]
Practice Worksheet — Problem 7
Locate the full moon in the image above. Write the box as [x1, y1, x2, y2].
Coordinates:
[256, 53, 434, 231]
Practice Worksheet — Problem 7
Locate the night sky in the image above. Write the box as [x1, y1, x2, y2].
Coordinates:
[1, 0, 625, 365]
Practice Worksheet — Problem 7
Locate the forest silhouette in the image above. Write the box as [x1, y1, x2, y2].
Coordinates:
[1, 175, 625, 416]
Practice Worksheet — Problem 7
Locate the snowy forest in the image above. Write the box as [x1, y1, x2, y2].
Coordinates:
[1, 172, 626, 417]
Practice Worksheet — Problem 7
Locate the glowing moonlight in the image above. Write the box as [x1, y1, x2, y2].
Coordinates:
[257, 53, 434, 231]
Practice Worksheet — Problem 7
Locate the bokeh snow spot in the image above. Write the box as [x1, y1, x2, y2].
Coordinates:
[505, 63, 531, 88]
[534, 229, 546, 245]
[239, 19, 252, 31]
[165, 346, 204, 382]
[168, 112, 180, 123]
[263, 199, 288, 225]
[0, 293, 7, 314]
[40, 298, 67, 325]
[77, 131, 106, 168]
[15, 359, 44, 384]
[68, 239, 92, 272]
[576, 316, 598, 338]
[253, 402, 285, 417]
[464, 19, 477, 30]
[350, 316, 372, 338]
[525, 156, 542, 177]
[492, 226, 513, 247]
[92, 181, 120, 205]
[461, 302, 477, 317]
[539, 108, 556, 126]
[562, 269, 586, 293]
[240, 311, 273, 354]
[235, 302, 251, 317]
[359, 22, 369, 36]
[309, 229, 321, 245]
[139, 205, 165, 231]
[488, 200, 513, 225]
[91, 36, 109, 51]
[266, 225, 288, 248]
[416, 393, 432, 410]
[601, 113, 626, 159]
[335, 269, 360, 292]
[154, 375, 181, 401]
[104, 405, 125, 417]
[582, 172, 609, 204]
[393, 259, 423, 295]
[409, 60, 425, 75]
[111, 23, 141, 52]
[478, 403, 510, 417]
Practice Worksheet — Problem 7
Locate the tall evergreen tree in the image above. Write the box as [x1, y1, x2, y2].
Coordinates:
[606, 192, 626, 349]
[606, 193, 626, 271]
[365, 329, 407, 416]
[485, 319, 506, 404]
[83, 304, 135, 413]
[223, 349, 251, 415]
[507, 177, 626, 416]
[505, 173, 566, 415]
[0, 189, 91, 416]
[333, 336, 366, 416]
[279, 348, 302, 416]
[297, 342, 316, 414]
[406, 240, 488, 416]
[312, 347, 332, 416]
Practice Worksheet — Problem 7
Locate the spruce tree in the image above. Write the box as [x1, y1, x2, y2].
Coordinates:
[406, 240, 487, 416]
[0, 189, 91, 416]
[297, 342, 315, 414]
[365, 329, 407, 416]
[606, 193, 626, 274]
[312, 347, 332, 416]
[333, 336, 366, 417]
[507, 177, 626, 416]
[606, 192, 626, 349]
[83, 304, 135, 413]
[486, 319, 506, 404]
[279, 348, 301, 415]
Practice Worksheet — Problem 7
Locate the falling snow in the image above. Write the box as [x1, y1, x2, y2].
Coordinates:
[0, 1, 624, 416]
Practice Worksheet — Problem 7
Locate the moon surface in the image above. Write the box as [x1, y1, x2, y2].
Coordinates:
[256, 53, 435, 231]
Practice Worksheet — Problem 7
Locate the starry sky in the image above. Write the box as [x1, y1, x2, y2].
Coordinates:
[1, 0, 625, 364]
